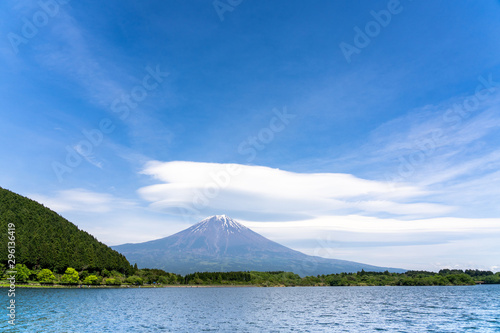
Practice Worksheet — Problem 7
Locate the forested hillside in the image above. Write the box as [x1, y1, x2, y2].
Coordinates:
[0, 187, 132, 273]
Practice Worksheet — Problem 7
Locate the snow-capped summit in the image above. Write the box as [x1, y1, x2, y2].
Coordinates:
[190, 215, 248, 234]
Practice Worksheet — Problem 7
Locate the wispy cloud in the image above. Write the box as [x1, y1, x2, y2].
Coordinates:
[32, 9, 128, 108]
[30, 188, 136, 213]
[332, 87, 500, 175]
[73, 144, 103, 169]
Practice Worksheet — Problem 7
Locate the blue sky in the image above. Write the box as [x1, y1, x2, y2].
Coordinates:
[1, 0, 500, 271]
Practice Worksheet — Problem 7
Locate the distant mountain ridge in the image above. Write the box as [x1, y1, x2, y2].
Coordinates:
[113, 215, 405, 276]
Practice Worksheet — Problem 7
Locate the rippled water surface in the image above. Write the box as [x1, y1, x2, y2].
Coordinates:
[1, 285, 499, 332]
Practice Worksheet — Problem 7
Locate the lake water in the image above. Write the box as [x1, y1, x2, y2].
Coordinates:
[1, 285, 499, 332]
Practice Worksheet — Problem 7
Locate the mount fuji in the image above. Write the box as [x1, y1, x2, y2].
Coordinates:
[112, 215, 404, 276]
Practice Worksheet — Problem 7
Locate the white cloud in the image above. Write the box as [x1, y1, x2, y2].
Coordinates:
[138, 161, 449, 221]
[421, 149, 500, 187]
[241, 215, 500, 271]
[30, 188, 136, 213]
[241, 215, 500, 237]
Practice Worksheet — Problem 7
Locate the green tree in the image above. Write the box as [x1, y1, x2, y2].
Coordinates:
[105, 278, 121, 285]
[15, 264, 31, 282]
[61, 267, 80, 284]
[110, 270, 123, 278]
[83, 275, 99, 285]
[37, 268, 56, 283]
[125, 275, 143, 285]
[80, 270, 90, 281]
[156, 276, 167, 284]
[484, 275, 500, 284]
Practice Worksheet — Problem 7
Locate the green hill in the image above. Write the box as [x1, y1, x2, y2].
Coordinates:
[0, 187, 132, 274]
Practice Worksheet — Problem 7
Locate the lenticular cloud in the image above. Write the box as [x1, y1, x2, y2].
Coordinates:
[138, 161, 452, 220]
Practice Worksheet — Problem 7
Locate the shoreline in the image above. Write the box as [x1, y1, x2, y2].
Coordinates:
[0, 283, 481, 289]
[0, 283, 266, 289]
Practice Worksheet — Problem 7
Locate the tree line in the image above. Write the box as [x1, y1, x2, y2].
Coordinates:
[1, 264, 183, 286]
[2, 265, 499, 287]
